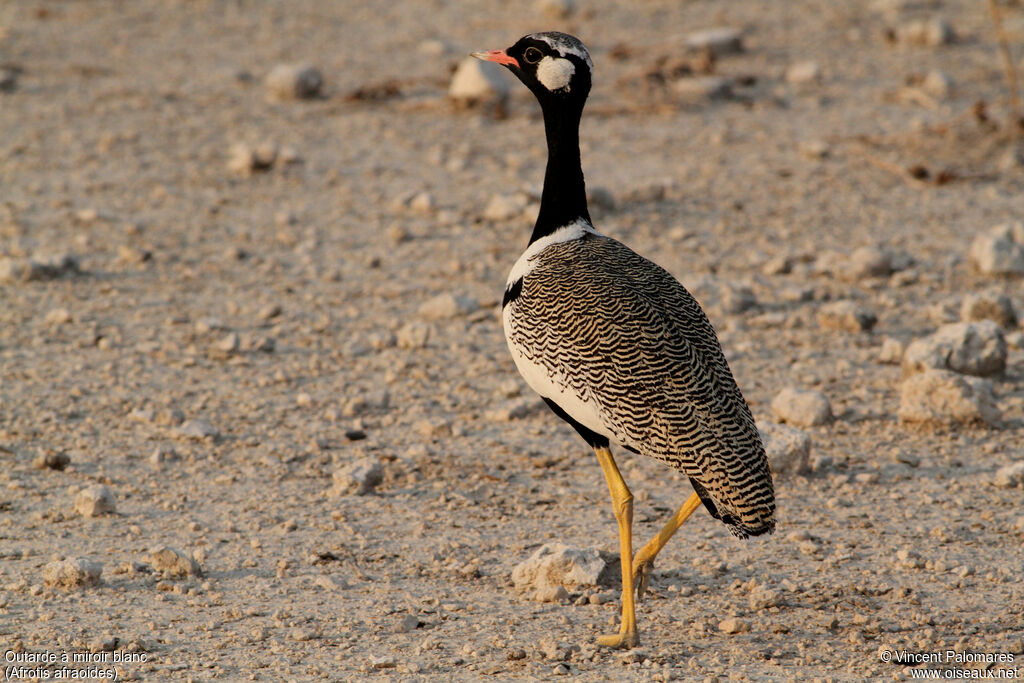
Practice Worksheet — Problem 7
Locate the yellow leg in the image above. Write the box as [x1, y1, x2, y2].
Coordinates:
[593, 446, 638, 649]
[631, 491, 702, 599]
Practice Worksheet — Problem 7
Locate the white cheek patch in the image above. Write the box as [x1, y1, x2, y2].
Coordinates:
[536, 56, 575, 92]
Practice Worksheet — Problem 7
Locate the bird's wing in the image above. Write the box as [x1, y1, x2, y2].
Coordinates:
[504, 233, 775, 536]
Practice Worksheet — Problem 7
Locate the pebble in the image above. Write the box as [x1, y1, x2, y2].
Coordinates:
[258, 303, 282, 320]
[968, 223, 1024, 276]
[902, 321, 1007, 377]
[370, 655, 397, 669]
[117, 245, 152, 264]
[265, 64, 323, 100]
[217, 332, 240, 354]
[817, 300, 877, 333]
[150, 445, 178, 465]
[960, 291, 1017, 329]
[671, 76, 732, 102]
[75, 485, 116, 517]
[898, 369, 1001, 426]
[0, 254, 80, 283]
[149, 546, 202, 578]
[684, 27, 744, 57]
[33, 450, 71, 471]
[227, 142, 277, 175]
[483, 193, 530, 222]
[43, 558, 102, 589]
[449, 58, 510, 106]
[897, 18, 955, 47]
[921, 69, 952, 98]
[535, 0, 574, 18]
[877, 337, 905, 364]
[332, 457, 383, 496]
[45, 308, 72, 325]
[397, 322, 432, 349]
[758, 423, 811, 476]
[408, 191, 435, 214]
[395, 614, 421, 633]
[785, 61, 820, 85]
[174, 419, 221, 440]
[419, 293, 479, 320]
[993, 462, 1024, 489]
[771, 387, 833, 427]
[718, 618, 750, 634]
[290, 627, 317, 642]
[511, 544, 611, 600]
[836, 246, 895, 281]
[895, 548, 924, 569]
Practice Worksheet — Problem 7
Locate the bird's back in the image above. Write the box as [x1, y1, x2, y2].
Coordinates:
[504, 230, 775, 537]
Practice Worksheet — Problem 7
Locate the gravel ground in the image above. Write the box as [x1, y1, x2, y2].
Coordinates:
[1, 1, 1023, 681]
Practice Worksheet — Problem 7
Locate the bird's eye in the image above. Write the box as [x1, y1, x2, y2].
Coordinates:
[523, 47, 544, 64]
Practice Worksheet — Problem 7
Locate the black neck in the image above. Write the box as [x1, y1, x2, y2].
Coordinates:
[529, 101, 590, 245]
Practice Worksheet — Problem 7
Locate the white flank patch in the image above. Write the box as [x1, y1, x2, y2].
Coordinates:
[505, 219, 597, 287]
[536, 56, 575, 92]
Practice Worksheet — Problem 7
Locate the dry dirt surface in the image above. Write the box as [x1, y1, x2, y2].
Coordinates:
[2, 1, 1024, 681]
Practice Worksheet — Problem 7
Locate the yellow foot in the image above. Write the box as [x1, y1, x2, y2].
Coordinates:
[597, 630, 639, 649]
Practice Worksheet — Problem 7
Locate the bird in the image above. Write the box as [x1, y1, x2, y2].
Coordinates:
[473, 32, 776, 650]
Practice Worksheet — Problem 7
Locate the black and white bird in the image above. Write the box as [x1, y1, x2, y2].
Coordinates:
[473, 33, 775, 649]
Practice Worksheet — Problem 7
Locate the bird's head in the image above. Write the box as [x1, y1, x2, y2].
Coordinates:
[472, 32, 592, 108]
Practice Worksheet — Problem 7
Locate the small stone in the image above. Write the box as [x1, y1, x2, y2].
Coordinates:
[897, 18, 955, 46]
[150, 445, 177, 465]
[414, 418, 451, 438]
[265, 64, 323, 100]
[217, 332, 240, 353]
[898, 369, 1001, 426]
[117, 245, 152, 264]
[332, 457, 383, 495]
[45, 308, 72, 325]
[290, 627, 317, 642]
[960, 291, 1017, 329]
[671, 76, 732, 102]
[511, 544, 612, 598]
[817, 300, 877, 333]
[370, 656, 396, 670]
[771, 387, 833, 427]
[449, 58, 510, 106]
[227, 143, 277, 175]
[968, 224, 1024, 276]
[386, 224, 411, 245]
[685, 27, 744, 57]
[43, 558, 102, 589]
[174, 419, 220, 440]
[148, 546, 202, 578]
[75, 485, 116, 517]
[785, 61, 820, 85]
[877, 337, 905, 364]
[408, 191, 435, 214]
[258, 303, 282, 320]
[902, 321, 1007, 377]
[483, 193, 529, 222]
[33, 450, 71, 471]
[921, 70, 952, 98]
[993, 462, 1024, 488]
[395, 615, 421, 633]
[419, 293, 479, 320]
[397, 322, 432, 349]
[895, 548, 924, 569]
[344, 428, 367, 441]
[758, 423, 811, 477]
[797, 140, 830, 160]
[718, 618, 750, 634]
[837, 246, 894, 281]
[535, 0, 574, 19]
[534, 585, 571, 603]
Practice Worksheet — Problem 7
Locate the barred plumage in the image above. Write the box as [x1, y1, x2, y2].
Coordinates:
[503, 223, 775, 538]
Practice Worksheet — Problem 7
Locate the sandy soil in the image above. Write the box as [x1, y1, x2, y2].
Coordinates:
[1, 1, 1023, 681]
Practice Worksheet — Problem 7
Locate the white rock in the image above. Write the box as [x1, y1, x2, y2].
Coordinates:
[512, 544, 611, 601]
[397, 322, 432, 349]
[227, 142, 277, 175]
[718, 617, 750, 634]
[333, 457, 383, 496]
[685, 27, 744, 56]
[43, 558, 102, 589]
[898, 369, 1001, 426]
[897, 18, 954, 46]
[175, 419, 221, 440]
[817, 300, 877, 333]
[771, 387, 833, 427]
[968, 224, 1024, 276]
[448, 58, 510, 105]
[408, 191, 435, 214]
[921, 69, 952, 98]
[149, 546, 202, 578]
[837, 246, 894, 281]
[993, 462, 1024, 488]
[45, 308, 72, 325]
[902, 321, 1006, 377]
[419, 293, 478, 320]
[758, 423, 811, 477]
[785, 61, 820, 85]
[671, 76, 732, 102]
[265, 64, 323, 100]
[877, 337, 905, 364]
[75, 485, 116, 517]
[483, 193, 529, 222]
[535, 0, 574, 18]
[960, 291, 1017, 329]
